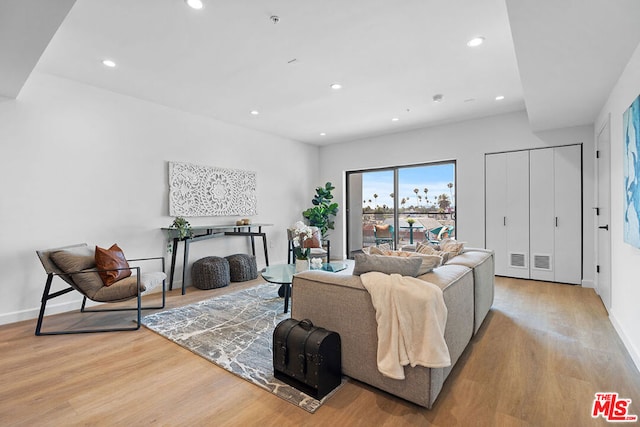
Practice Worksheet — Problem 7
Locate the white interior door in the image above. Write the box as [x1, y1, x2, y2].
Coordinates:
[530, 148, 555, 282]
[596, 119, 612, 311]
[506, 151, 530, 279]
[485, 153, 508, 275]
[553, 145, 582, 285]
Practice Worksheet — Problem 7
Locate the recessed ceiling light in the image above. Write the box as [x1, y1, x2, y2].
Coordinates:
[250, 110, 259, 115]
[495, 95, 505, 101]
[320, 132, 326, 136]
[432, 94, 444, 103]
[102, 59, 116, 68]
[185, 0, 204, 10]
[391, 117, 399, 122]
[330, 83, 342, 90]
[467, 36, 485, 47]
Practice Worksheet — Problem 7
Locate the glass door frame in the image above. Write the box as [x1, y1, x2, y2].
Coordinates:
[345, 160, 456, 258]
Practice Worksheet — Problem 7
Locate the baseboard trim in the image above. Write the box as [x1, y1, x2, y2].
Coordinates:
[0, 299, 83, 326]
[609, 313, 640, 372]
[581, 279, 595, 288]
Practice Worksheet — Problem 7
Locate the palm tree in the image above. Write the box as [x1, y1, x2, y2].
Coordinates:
[373, 193, 378, 207]
[437, 194, 451, 212]
[413, 188, 419, 208]
[423, 187, 429, 206]
[447, 183, 453, 203]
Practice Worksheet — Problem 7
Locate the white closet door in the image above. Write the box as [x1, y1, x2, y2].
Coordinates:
[529, 148, 555, 281]
[554, 145, 582, 284]
[485, 153, 508, 275]
[505, 151, 530, 279]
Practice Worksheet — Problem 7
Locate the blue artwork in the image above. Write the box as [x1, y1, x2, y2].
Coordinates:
[623, 94, 640, 248]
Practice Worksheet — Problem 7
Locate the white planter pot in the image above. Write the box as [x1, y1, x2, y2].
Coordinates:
[295, 259, 309, 273]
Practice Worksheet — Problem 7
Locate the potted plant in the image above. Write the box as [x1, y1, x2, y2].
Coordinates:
[166, 217, 193, 252]
[289, 221, 313, 272]
[302, 182, 339, 238]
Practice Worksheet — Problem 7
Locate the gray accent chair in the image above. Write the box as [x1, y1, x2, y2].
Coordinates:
[35, 243, 166, 335]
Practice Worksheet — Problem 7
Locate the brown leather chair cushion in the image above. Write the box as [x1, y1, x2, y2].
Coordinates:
[95, 244, 131, 286]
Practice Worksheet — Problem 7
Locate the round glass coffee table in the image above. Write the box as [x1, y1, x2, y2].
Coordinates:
[261, 262, 348, 314]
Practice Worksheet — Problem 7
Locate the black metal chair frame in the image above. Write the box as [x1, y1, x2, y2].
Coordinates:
[35, 256, 166, 336]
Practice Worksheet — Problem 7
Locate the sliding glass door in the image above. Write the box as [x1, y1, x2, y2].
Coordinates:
[346, 161, 456, 257]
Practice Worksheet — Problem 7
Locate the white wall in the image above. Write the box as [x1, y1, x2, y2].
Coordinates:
[318, 110, 595, 286]
[595, 41, 640, 369]
[0, 72, 319, 325]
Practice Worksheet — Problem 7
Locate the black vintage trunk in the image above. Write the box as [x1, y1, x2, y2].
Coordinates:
[272, 318, 341, 399]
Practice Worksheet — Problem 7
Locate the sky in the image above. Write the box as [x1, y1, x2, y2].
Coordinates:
[362, 163, 455, 209]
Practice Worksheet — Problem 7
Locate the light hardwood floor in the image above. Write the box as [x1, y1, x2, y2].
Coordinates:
[1, 276, 639, 426]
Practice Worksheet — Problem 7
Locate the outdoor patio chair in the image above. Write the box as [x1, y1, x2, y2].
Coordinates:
[287, 227, 330, 263]
[35, 243, 166, 336]
[374, 224, 394, 248]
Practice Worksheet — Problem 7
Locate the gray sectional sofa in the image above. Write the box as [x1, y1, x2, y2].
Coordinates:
[291, 248, 494, 408]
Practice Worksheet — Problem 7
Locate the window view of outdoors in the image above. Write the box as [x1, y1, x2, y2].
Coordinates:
[357, 162, 455, 250]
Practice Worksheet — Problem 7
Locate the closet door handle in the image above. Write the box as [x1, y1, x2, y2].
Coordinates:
[555, 217, 558, 227]
[503, 216, 506, 226]
[599, 225, 609, 231]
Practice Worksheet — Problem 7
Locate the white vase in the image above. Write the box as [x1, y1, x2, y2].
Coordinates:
[295, 258, 309, 273]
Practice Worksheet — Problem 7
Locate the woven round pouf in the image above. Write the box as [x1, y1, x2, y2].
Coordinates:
[191, 256, 230, 289]
[225, 253, 258, 282]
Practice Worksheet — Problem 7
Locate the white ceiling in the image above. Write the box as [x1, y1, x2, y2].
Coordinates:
[3, 0, 640, 145]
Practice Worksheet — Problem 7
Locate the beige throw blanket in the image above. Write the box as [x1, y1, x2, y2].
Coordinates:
[361, 272, 450, 380]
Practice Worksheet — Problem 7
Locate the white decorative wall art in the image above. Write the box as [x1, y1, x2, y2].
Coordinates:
[169, 161, 257, 217]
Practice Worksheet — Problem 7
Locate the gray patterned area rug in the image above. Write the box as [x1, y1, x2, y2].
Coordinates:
[142, 282, 344, 413]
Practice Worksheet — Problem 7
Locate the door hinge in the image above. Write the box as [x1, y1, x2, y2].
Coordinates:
[596, 265, 600, 273]
[596, 150, 600, 159]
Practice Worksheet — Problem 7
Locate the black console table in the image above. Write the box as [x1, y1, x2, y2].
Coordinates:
[163, 223, 272, 295]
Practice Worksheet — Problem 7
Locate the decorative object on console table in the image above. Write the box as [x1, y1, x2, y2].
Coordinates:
[166, 216, 193, 252]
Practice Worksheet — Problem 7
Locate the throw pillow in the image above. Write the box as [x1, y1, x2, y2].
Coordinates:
[50, 246, 96, 273]
[95, 244, 132, 286]
[376, 243, 391, 252]
[369, 246, 385, 255]
[416, 242, 437, 255]
[381, 250, 411, 257]
[409, 253, 443, 275]
[441, 239, 465, 256]
[303, 228, 322, 248]
[352, 253, 422, 277]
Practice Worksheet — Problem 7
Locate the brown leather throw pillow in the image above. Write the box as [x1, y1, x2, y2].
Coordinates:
[95, 244, 131, 286]
[303, 229, 322, 248]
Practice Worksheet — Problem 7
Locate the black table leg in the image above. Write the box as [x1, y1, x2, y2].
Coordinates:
[169, 238, 178, 291]
[283, 283, 291, 314]
[182, 239, 190, 295]
[262, 235, 270, 266]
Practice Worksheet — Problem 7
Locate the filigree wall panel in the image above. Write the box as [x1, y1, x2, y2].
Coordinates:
[169, 162, 257, 217]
